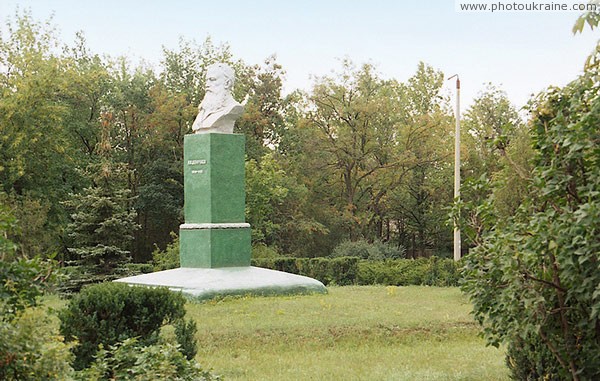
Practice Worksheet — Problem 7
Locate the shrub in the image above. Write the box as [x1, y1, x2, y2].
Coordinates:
[252, 257, 359, 285]
[56, 264, 132, 295]
[0, 257, 56, 319]
[505, 335, 561, 381]
[252, 257, 299, 274]
[152, 233, 180, 271]
[372, 241, 406, 260]
[331, 239, 405, 260]
[0, 307, 75, 381]
[459, 39, 600, 379]
[174, 318, 198, 360]
[57, 263, 152, 296]
[124, 263, 155, 275]
[356, 257, 459, 286]
[75, 338, 219, 381]
[253, 256, 458, 286]
[297, 257, 359, 286]
[330, 240, 372, 259]
[0, 212, 73, 380]
[251, 243, 280, 259]
[59, 282, 188, 370]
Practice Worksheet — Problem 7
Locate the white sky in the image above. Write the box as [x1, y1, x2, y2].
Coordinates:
[1, 0, 599, 110]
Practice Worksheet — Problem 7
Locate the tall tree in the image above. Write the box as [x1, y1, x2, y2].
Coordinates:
[462, 83, 523, 177]
[63, 122, 139, 287]
[0, 11, 84, 256]
[386, 63, 454, 257]
[301, 61, 398, 240]
[236, 56, 288, 161]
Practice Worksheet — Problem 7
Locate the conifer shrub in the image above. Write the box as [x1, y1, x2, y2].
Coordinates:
[174, 318, 198, 360]
[59, 282, 192, 370]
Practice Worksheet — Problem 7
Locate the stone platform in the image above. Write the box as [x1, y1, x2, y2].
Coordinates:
[115, 266, 327, 301]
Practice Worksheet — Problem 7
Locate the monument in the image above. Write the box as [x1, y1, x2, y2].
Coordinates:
[116, 63, 326, 300]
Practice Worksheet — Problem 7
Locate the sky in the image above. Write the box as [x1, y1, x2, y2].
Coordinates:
[1, 0, 599, 110]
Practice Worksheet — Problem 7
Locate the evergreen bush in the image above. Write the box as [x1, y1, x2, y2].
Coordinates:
[62, 186, 139, 288]
[174, 318, 198, 360]
[59, 282, 190, 370]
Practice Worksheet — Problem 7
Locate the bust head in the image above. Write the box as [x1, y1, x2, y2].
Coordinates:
[205, 63, 235, 94]
[192, 62, 244, 134]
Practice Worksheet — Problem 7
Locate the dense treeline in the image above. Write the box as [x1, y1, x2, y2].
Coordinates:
[0, 11, 526, 268]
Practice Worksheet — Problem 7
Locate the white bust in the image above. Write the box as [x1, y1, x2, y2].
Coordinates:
[192, 63, 244, 134]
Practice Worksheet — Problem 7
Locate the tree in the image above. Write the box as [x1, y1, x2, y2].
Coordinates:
[457, 84, 533, 251]
[0, 11, 83, 255]
[462, 83, 524, 178]
[300, 61, 403, 242]
[386, 63, 454, 257]
[281, 61, 457, 256]
[63, 119, 139, 287]
[235, 56, 289, 161]
[460, 41, 600, 380]
[245, 153, 289, 245]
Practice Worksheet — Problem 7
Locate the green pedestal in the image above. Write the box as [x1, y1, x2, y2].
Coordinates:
[183, 134, 245, 223]
[180, 226, 251, 268]
[180, 134, 251, 268]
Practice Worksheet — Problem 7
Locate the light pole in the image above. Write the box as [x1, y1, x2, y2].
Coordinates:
[448, 74, 461, 261]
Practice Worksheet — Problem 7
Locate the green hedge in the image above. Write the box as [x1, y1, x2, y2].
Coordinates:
[357, 257, 460, 287]
[252, 256, 459, 286]
[124, 263, 155, 275]
[251, 257, 358, 285]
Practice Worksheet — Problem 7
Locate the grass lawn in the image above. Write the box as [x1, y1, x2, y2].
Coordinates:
[186, 286, 508, 381]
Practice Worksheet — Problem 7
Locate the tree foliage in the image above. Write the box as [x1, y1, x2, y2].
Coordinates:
[0, 201, 74, 380]
[460, 43, 600, 380]
[63, 185, 138, 286]
[0, 10, 528, 267]
[291, 60, 454, 256]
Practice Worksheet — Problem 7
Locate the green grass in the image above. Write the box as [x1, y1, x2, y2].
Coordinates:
[45, 286, 507, 379]
[186, 286, 508, 381]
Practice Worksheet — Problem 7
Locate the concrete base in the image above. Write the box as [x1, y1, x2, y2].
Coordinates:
[115, 266, 327, 301]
